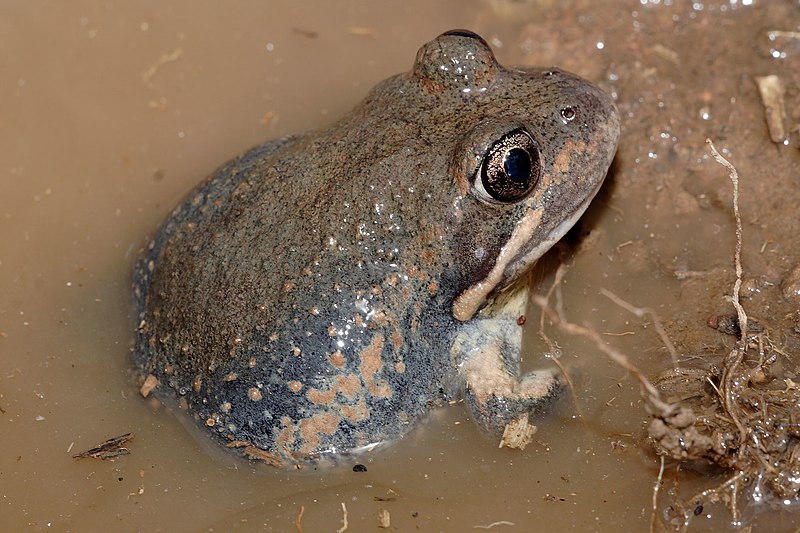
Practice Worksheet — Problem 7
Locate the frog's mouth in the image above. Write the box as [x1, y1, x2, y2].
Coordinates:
[451, 176, 604, 322]
[504, 177, 603, 283]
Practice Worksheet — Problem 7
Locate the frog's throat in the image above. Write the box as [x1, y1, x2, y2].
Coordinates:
[451, 184, 600, 322]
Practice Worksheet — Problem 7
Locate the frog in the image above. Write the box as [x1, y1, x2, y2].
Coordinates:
[131, 29, 619, 467]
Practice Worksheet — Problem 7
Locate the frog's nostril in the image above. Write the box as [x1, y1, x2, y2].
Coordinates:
[560, 106, 577, 123]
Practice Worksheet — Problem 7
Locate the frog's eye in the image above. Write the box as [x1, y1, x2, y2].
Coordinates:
[475, 129, 541, 203]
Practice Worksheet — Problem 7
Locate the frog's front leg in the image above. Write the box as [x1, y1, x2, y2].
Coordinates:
[452, 285, 564, 436]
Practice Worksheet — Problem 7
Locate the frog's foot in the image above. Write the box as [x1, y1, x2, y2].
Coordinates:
[453, 279, 566, 436]
[463, 359, 565, 436]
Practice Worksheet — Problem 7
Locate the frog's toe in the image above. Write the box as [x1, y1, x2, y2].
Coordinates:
[465, 368, 565, 436]
[517, 368, 565, 402]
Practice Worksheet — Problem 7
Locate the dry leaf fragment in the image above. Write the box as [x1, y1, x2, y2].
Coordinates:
[139, 374, 159, 397]
[73, 433, 133, 460]
[377, 509, 390, 528]
[499, 413, 536, 450]
[754, 75, 787, 144]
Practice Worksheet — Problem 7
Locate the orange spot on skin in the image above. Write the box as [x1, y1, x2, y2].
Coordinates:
[335, 374, 362, 400]
[355, 431, 371, 447]
[410, 302, 423, 333]
[298, 412, 341, 453]
[248, 388, 263, 401]
[428, 280, 438, 295]
[307, 387, 336, 405]
[360, 334, 392, 398]
[391, 330, 403, 351]
[287, 380, 303, 393]
[340, 397, 370, 423]
[371, 311, 389, 326]
[307, 373, 362, 405]
[405, 264, 429, 281]
[395, 361, 406, 373]
[419, 248, 435, 266]
[274, 416, 297, 452]
[233, 181, 252, 196]
[552, 139, 586, 175]
[329, 351, 345, 368]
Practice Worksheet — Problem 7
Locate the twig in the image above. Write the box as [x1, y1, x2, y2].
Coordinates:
[706, 140, 747, 340]
[336, 502, 348, 533]
[707, 139, 749, 445]
[684, 470, 745, 517]
[538, 263, 580, 413]
[141, 48, 184, 85]
[474, 520, 515, 529]
[767, 30, 800, 40]
[651, 455, 666, 533]
[600, 288, 678, 365]
[532, 296, 672, 415]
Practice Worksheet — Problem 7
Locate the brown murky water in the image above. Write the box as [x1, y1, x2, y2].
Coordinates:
[3, 1, 800, 531]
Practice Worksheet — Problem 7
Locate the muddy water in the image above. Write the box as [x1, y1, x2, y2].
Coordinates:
[3, 1, 800, 531]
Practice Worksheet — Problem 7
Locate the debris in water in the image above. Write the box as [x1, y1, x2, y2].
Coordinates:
[754, 75, 787, 144]
[72, 432, 133, 460]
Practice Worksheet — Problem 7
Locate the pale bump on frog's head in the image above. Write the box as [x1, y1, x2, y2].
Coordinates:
[408, 30, 620, 321]
[411, 29, 499, 94]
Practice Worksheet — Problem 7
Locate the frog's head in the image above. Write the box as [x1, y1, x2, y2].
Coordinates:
[411, 30, 620, 321]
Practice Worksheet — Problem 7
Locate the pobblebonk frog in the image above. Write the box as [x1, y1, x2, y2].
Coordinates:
[132, 30, 619, 467]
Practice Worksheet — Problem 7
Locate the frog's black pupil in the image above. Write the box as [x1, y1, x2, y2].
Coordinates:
[504, 148, 531, 184]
